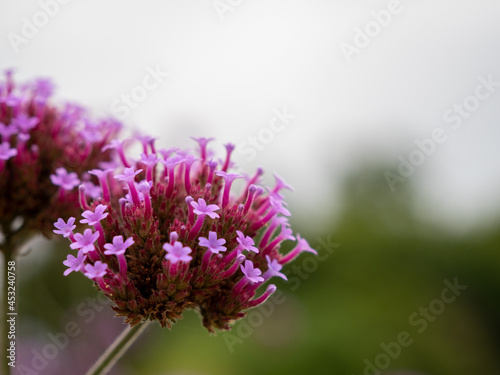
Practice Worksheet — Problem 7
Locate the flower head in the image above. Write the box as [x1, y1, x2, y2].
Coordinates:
[56, 137, 316, 332]
[0, 72, 121, 238]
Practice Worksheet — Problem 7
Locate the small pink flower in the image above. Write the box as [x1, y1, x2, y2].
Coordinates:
[190, 198, 220, 219]
[63, 251, 87, 276]
[80, 204, 108, 226]
[84, 261, 108, 279]
[50, 167, 81, 191]
[163, 241, 192, 264]
[70, 229, 99, 254]
[53, 217, 76, 238]
[198, 231, 226, 254]
[240, 260, 264, 284]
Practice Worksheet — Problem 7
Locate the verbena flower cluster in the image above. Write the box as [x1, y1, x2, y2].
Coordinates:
[0, 70, 121, 237]
[55, 137, 316, 332]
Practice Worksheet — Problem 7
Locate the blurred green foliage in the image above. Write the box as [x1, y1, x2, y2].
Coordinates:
[16, 166, 500, 375]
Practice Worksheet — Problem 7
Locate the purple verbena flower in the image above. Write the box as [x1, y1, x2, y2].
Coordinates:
[0, 122, 17, 140]
[163, 241, 193, 264]
[83, 261, 110, 291]
[0, 141, 17, 161]
[50, 167, 81, 191]
[70, 228, 99, 253]
[56, 137, 315, 331]
[104, 235, 134, 256]
[11, 113, 39, 133]
[0, 71, 120, 238]
[63, 251, 87, 276]
[240, 260, 264, 284]
[82, 181, 102, 199]
[263, 255, 287, 281]
[198, 231, 226, 254]
[80, 204, 108, 226]
[53, 217, 76, 238]
[114, 166, 142, 182]
[236, 230, 259, 253]
[191, 198, 220, 219]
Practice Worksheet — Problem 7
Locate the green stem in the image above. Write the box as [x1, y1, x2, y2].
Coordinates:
[85, 320, 151, 375]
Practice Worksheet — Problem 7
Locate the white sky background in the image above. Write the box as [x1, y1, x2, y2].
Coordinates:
[1, 0, 500, 235]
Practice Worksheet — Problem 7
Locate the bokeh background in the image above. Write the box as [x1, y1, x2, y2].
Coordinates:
[1, 1, 500, 374]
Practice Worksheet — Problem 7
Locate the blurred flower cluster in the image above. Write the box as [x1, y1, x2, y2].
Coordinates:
[0, 70, 121, 239]
[56, 137, 317, 332]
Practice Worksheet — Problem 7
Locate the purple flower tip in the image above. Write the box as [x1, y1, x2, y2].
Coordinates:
[265, 255, 288, 281]
[236, 230, 259, 253]
[191, 136, 214, 148]
[163, 241, 193, 264]
[140, 153, 160, 165]
[273, 173, 294, 192]
[70, 228, 99, 253]
[240, 260, 264, 284]
[206, 159, 217, 170]
[63, 250, 87, 276]
[88, 168, 114, 178]
[53, 217, 76, 237]
[84, 261, 108, 279]
[190, 198, 220, 219]
[102, 139, 125, 152]
[104, 235, 134, 256]
[137, 180, 153, 194]
[114, 166, 142, 182]
[82, 181, 102, 199]
[198, 231, 227, 254]
[296, 234, 317, 255]
[0, 141, 17, 161]
[169, 231, 178, 243]
[215, 171, 242, 182]
[80, 204, 108, 226]
[50, 167, 81, 191]
[12, 113, 39, 133]
[0, 122, 18, 140]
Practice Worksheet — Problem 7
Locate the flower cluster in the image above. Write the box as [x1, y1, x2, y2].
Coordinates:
[0, 70, 121, 238]
[56, 137, 316, 332]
